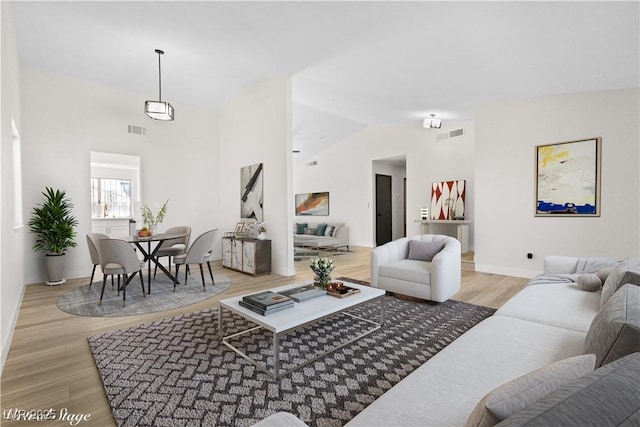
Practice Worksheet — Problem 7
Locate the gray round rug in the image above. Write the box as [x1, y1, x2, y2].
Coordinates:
[56, 273, 232, 317]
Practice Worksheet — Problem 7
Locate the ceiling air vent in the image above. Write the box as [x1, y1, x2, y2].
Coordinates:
[305, 160, 318, 167]
[436, 128, 464, 141]
[128, 125, 147, 136]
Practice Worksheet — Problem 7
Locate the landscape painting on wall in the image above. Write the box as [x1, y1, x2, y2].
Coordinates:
[240, 163, 263, 222]
[295, 192, 329, 216]
[430, 180, 465, 220]
[535, 137, 601, 216]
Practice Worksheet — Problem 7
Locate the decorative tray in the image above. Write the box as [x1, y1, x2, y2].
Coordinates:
[326, 281, 361, 298]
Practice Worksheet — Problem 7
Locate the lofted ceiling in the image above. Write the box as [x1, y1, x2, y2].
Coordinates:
[8, 1, 639, 161]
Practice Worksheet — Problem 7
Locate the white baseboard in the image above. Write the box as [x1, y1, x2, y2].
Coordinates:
[0, 284, 26, 376]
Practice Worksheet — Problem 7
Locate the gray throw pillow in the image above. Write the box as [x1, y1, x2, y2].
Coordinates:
[408, 240, 445, 262]
[295, 223, 307, 234]
[576, 274, 602, 292]
[496, 352, 640, 427]
[600, 257, 640, 307]
[315, 223, 327, 236]
[324, 225, 335, 237]
[465, 354, 596, 427]
[585, 283, 640, 367]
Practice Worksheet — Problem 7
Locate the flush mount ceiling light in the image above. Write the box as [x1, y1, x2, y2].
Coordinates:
[145, 49, 174, 121]
[423, 114, 441, 129]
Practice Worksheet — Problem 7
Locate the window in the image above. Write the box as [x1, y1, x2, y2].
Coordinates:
[91, 178, 132, 218]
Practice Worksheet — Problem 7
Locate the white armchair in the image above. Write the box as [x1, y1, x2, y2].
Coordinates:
[371, 234, 461, 302]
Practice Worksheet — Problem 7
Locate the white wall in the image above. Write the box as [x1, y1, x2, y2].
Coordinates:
[219, 77, 294, 276]
[294, 120, 475, 248]
[475, 88, 640, 277]
[1, 1, 26, 373]
[20, 67, 220, 284]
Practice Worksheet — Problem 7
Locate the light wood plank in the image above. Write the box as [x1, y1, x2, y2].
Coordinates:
[0, 246, 525, 424]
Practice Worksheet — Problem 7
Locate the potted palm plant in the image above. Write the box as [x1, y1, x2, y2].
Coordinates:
[28, 187, 78, 285]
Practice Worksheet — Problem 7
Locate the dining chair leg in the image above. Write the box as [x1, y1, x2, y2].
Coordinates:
[111, 275, 115, 291]
[185, 265, 190, 286]
[122, 273, 127, 307]
[139, 270, 145, 296]
[89, 265, 97, 289]
[174, 265, 180, 292]
[207, 261, 215, 285]
[199, 264, 206, 291]
[99, 274, 108, 306]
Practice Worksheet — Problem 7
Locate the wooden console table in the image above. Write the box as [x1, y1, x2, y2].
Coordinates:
[415, 220, 471, 253]
[222, 236, 271, 276]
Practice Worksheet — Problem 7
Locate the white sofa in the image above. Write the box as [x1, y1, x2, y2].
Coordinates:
[293, 222, 349, 250]
[371, 234, 461, 302]
[254, 255, 640, 427]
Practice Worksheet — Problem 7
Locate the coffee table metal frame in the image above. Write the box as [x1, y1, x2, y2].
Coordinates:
[218, 281, 385, 379]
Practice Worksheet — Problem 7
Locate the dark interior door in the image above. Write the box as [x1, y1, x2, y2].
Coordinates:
[376, 174, 392, 246]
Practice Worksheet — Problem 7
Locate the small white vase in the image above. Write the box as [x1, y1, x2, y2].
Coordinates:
[257, 232, 266, 240]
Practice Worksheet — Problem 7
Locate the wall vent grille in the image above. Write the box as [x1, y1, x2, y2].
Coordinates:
[436, 128, 464, 141]
[128, 125, 147, 136]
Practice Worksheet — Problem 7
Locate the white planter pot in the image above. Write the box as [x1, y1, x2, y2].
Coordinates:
[45, 253, 66, 285]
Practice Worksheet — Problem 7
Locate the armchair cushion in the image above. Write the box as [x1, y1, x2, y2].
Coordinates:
[380, 260, 432, 285]
[408, 240, 445, 262]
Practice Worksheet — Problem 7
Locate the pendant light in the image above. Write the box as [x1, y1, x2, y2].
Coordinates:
[145, 49, 174, 121]
[423, 113, 441, 129]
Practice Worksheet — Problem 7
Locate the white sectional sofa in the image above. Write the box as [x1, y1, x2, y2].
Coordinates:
[254, 255, 640, 427]
[293, 222, 349, 250]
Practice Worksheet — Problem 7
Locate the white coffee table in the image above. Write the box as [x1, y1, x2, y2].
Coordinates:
[218, 281, 385, 379]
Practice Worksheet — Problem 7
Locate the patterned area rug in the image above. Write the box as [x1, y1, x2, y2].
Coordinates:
[58, 273, 232, 317]
[88, 278, 495, 426]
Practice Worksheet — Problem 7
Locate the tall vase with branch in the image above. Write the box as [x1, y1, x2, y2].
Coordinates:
[141, 199, 169, 234]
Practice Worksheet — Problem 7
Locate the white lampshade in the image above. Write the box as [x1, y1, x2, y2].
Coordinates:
[145, 100, 174, 121]
[423, 115, 442, 129]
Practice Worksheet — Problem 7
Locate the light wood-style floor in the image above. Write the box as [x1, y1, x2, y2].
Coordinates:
[1, 247, 527, 426]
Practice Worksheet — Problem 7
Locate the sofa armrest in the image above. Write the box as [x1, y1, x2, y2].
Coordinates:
[370, 246, 390, 289]
[430, 237, 462, 302]
[334, 226, 349, 248]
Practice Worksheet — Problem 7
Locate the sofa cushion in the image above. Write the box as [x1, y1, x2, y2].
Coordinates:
[495, 283, 601, 333]
[600, 257, 640, 307]
[295, 223, 307, 234]
[584, 283, 640, 367]
[379, 259, 431, 285]
[315, 223, 327, 236]
[496, 352, 640, 427]
[576, 274, 602, 292]
[346, 316, 588, 427]
[408, 240, 444, 262]
[465, 354, 595, 427]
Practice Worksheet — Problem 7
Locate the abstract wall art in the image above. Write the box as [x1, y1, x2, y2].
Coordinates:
[535, 137, 601, 216]
[240, 163, 263, 222]
[295, 192, 329, 216]
[430, 180, 466, 220]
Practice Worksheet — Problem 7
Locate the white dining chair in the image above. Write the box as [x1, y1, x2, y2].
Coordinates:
[97, 239, 146, 307]
[153, 225, 191, 279]
[86, 233, 109, 289]
[173, 229, 218, 291]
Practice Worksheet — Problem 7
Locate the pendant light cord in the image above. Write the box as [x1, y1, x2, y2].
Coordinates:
[157, 52, 162, 102]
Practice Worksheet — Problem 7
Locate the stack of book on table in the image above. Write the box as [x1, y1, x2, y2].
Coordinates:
[239, 291, 293, 316]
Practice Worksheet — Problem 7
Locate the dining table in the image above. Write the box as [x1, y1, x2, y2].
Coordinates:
[121, 232, 190, 294]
